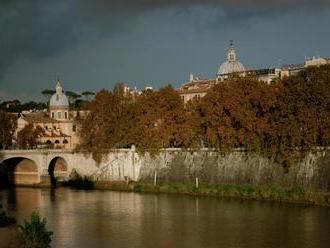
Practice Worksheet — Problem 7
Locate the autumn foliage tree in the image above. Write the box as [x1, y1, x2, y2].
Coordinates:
[134, 85, 189, 150]
[78, 83, 137, 161]
[77, 65, 330, 166]
[201, 76, 279, 152]
[17, 124, 44, 149]
[0, 111, 17, 149]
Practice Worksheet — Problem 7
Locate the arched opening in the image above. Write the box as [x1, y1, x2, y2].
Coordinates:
[0, 157, 39, 186]
[48, 157, 68, 186]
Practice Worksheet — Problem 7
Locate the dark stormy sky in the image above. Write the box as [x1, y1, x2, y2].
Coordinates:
[0, 0, 330, 101]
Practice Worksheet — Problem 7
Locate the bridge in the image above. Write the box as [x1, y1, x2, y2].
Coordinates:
[0, 149, 140, 186]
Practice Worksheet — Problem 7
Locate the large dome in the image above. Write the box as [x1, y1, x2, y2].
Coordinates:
[218, 60, 245, 75]
[49, 81, 69, 108]
[217, 42, 245, 76]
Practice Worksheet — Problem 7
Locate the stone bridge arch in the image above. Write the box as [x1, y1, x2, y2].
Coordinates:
[48, 156, 69, 185]
[0, 157, 39, 185]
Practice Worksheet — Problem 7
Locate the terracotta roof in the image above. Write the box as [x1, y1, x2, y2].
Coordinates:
[21, 112, 59, 124]
[177, 79, 216, 94]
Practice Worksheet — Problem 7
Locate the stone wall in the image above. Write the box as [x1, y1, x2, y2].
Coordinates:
[136, 149, 330, 191]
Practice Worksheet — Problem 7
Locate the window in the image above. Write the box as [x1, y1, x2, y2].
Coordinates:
[58, 112, 61, 119]
[51, 112, 55, 118]
[63, 139, 68, 144]
[72, 125, 76, 132]
[65, 112, 68, 119]
[54, 140, 60, 144]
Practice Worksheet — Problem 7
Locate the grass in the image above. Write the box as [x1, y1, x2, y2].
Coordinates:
[93, 181, 330, 207]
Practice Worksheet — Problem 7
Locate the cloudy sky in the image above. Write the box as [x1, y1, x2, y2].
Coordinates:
[0, 0, 330, 102]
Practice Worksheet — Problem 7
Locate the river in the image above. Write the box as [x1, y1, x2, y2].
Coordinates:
[0, 187, 330, 248]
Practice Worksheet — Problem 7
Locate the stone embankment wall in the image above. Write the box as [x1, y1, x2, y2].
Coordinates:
[136, 149, 330, 191]
[2, 148, 329, 190]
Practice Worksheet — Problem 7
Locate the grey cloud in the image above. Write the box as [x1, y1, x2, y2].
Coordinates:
[0, 0, 329, 82]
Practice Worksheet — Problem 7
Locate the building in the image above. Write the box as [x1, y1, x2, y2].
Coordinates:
[177, 75, 216, 104]
[280, 56, 330, 79]
[16, 81, 80, 149]
[305, 56, 330, 67]
[178, 41, 281, 104]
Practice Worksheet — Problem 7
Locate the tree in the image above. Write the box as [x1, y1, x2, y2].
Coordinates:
[201, 76, 278, 152]
[41, 90, 55, 103]
[0, 111, 17, 149]
[81, 91, 95, 101]
[135, 85, 188, 150]
[17, 124, 44, 149]
[65, 91, 81, 106]
[78, 83, 137, 161]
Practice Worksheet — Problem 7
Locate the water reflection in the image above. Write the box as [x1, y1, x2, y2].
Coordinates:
[0, 188, 330, 248]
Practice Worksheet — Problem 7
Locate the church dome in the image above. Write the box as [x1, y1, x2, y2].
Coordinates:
[217, 42, 245, 75]
[49, 81, 69, 108]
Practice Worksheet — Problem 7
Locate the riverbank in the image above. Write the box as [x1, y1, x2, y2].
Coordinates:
[93, 181, 330, 207]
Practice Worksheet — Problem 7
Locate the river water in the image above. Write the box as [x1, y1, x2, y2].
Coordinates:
[0, 188, 330, 248]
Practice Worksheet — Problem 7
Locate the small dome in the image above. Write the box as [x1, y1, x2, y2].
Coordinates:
[49, 81, 69, 108]
[217, 41, 245, 75]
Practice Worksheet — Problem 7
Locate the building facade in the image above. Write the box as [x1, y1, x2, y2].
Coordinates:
[16, 81, 80, 149]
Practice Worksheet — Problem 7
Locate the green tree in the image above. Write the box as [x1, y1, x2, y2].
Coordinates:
[41, 90, 55, 103]
[65, 91, 81, 106]
[81, 91, 95, 101]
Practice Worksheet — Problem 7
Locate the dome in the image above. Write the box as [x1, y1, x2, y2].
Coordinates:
[217, 41, 245, 76]
[49, 81, 69, 108]
[218, 61, 245, 75]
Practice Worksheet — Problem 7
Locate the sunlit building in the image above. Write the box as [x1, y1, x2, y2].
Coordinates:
[16, 81, 80, 149]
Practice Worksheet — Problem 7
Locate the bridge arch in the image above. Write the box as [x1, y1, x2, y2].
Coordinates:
[48, 156, 69, 185]
[0, 157, 39, 186]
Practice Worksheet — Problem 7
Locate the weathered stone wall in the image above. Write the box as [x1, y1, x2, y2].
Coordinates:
[137, 149, 330, 191]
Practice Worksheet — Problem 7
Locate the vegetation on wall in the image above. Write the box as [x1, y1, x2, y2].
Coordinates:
[77, 65, 330, 165]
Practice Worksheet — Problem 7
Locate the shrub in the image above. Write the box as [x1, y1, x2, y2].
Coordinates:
[17, 212, 53, 248]
[133, 184, 144, 193]
[63, 174, 95, 190]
